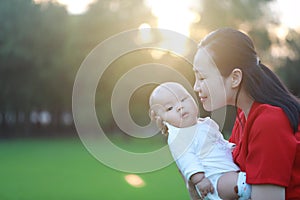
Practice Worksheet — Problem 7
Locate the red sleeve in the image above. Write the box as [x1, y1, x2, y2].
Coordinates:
[245, 107, 297, 186]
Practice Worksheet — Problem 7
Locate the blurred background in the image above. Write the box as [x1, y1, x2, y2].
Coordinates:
[1, 0, 299, 199]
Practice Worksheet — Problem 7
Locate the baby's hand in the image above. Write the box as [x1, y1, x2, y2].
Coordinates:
[150, 110, 164, 130]
[195, 177, 214, 199]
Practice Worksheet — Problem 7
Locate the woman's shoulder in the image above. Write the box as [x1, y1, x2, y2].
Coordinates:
[250, 102, 286, 119]
[248, 102, 293, 132]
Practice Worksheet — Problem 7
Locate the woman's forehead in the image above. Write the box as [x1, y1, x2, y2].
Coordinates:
[193, 48, 220, 75]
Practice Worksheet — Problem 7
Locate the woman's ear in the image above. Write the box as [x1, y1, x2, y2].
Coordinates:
[231, 68, 242, 88]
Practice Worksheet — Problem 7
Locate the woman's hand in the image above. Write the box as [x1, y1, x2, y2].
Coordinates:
[195, 177, 214, 199]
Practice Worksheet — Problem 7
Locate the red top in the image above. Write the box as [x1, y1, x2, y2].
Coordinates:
[229, 102, 300, 199]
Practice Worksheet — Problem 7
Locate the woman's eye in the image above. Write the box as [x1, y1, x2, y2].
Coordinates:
[196, 73, 205, 81]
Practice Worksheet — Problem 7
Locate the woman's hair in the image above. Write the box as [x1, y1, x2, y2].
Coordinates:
[198, 27, 300, 133]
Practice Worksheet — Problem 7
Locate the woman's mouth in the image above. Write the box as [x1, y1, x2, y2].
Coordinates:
[199, 96, 207, 103]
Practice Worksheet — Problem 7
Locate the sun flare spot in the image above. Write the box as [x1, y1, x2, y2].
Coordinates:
[33, 0, 96, 15]
[124, 174, 146, 188]
[137, 23, 153, 44]
[144, 0, 201, 37]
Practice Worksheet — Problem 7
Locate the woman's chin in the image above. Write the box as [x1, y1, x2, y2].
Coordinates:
[203, 104, 212, 112]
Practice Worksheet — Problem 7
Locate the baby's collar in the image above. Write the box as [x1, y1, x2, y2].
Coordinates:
[164, 122, 198, 133]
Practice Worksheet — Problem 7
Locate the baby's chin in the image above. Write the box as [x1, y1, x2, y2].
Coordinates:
[177, 119, 198, 128]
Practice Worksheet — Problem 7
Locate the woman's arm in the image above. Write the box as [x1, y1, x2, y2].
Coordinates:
[251, 184, 285, 200]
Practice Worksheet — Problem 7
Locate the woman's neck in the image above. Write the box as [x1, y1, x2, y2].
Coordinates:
[237, 91, 254, 119]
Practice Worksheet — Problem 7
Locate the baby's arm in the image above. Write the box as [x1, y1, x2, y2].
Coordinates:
[170, 142, 213, 198]
[190, 172, 205, 184]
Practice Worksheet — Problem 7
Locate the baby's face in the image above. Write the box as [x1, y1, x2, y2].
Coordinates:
[150, 84, 198, 128]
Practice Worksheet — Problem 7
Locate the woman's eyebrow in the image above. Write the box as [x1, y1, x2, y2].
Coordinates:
[193, 67, 203, 74]
[195, 68, 207, 76]
[193, 69, 204, 76]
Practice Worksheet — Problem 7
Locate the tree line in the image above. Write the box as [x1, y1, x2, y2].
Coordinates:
[1, 0, 299, 137]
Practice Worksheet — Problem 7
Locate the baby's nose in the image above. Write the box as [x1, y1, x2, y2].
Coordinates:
[177, 105, 183, 112]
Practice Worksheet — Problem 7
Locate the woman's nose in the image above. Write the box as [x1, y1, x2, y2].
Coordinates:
[194, 81, 201, 92]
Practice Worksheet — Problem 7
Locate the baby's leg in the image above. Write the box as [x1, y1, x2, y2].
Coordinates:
[217, 171, 239, 200]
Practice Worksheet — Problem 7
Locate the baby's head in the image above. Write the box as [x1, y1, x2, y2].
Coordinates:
[149, 82, 199, 130]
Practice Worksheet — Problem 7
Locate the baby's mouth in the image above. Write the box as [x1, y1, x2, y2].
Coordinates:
[181, 112, 189, 118]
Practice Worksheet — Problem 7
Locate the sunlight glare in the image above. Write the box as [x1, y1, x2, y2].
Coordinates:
[144, 0, 201, 37]
[158, 32, 191, 56]
[267, 24, 295, 59]
[137, 23, 153, 44]
[270, 44, 295, 58]
[143, 0, 200, 57]
[33, 0, 97, 15]
[124, 174, 146, 188]
[57, 0, 96, 15]
[139, 23, 151, 29]
[275, 26, 289, 41]
[270, 0, 300, 31]
[150, 49, 166, 60]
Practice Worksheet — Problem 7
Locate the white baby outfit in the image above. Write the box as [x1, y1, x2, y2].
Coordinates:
[167, 117, 240, 200]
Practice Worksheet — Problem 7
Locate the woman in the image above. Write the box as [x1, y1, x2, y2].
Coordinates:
[192, 28, 300, 199]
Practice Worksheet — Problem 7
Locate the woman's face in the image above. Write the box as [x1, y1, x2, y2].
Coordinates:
[193, 48, 233, 111]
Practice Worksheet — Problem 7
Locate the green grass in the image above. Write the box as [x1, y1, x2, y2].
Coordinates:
[0, 137, 190, 200]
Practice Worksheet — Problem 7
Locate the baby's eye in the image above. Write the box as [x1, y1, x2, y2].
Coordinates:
[166, 106, 173, 111]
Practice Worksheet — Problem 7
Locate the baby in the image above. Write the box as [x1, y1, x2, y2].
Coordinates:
[149, 82, 251, 200]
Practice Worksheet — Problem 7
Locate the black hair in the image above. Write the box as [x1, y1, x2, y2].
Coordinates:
[199, 28, 300, 133]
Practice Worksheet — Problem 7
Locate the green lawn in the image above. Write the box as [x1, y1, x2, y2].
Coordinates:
[0, 137, 190, 200]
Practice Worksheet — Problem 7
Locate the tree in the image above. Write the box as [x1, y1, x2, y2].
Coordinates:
[0, 0, 70, 134]
[0, 0, 299, 136]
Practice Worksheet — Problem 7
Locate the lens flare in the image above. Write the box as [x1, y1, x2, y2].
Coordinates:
[124, 174, 146, 187]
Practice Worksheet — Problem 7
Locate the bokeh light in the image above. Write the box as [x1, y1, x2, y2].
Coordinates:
[124, 174, 146, 188]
